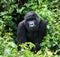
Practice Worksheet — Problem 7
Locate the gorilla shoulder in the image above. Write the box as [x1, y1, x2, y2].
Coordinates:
[18, 20, 25, 27]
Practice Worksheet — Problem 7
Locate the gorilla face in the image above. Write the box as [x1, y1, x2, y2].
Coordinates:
[28, 20, 35, 28]
[24, 11, 40, 32]
[27, 20, 37, 31]
[25, 18, 39, 32]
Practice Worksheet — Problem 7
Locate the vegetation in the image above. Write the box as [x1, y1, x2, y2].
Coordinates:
[0, 0, 60, 57]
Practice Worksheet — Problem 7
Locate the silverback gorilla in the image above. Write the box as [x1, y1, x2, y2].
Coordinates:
[17, 11, 47, 52]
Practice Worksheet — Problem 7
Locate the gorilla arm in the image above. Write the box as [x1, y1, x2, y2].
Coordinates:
[32, 20, 47, 52]
[17, 21, 27, 45]
[39, 20, 47, 37]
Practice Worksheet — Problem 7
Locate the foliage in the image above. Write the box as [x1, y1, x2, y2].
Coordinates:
[0, 0, 60, 57]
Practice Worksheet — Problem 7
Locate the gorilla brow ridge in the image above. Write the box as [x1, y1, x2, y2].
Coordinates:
[24, 11, 37, 20]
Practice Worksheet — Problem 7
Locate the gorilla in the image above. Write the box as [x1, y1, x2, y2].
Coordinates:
[17, 11, 47, 52]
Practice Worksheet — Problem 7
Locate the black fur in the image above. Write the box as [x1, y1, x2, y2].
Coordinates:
[17, 11, 47, 52]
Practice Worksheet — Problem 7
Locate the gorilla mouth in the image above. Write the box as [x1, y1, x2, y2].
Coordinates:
[29, 24, 35, 27]
[29, 27, 37, 31]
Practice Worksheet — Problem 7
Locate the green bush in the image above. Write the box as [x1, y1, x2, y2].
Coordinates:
[0, 0, 60, 57]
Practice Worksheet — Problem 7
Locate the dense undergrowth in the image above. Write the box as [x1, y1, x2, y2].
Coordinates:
[0, 0, 60, 57]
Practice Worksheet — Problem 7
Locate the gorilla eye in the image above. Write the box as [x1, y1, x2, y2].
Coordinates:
[27, 18, 35, 21]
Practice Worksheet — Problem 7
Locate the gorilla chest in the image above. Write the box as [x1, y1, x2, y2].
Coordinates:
[26, 31, 39, 41]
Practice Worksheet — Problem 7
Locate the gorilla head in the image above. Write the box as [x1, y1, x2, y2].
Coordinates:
[24, 11, 40, 31]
